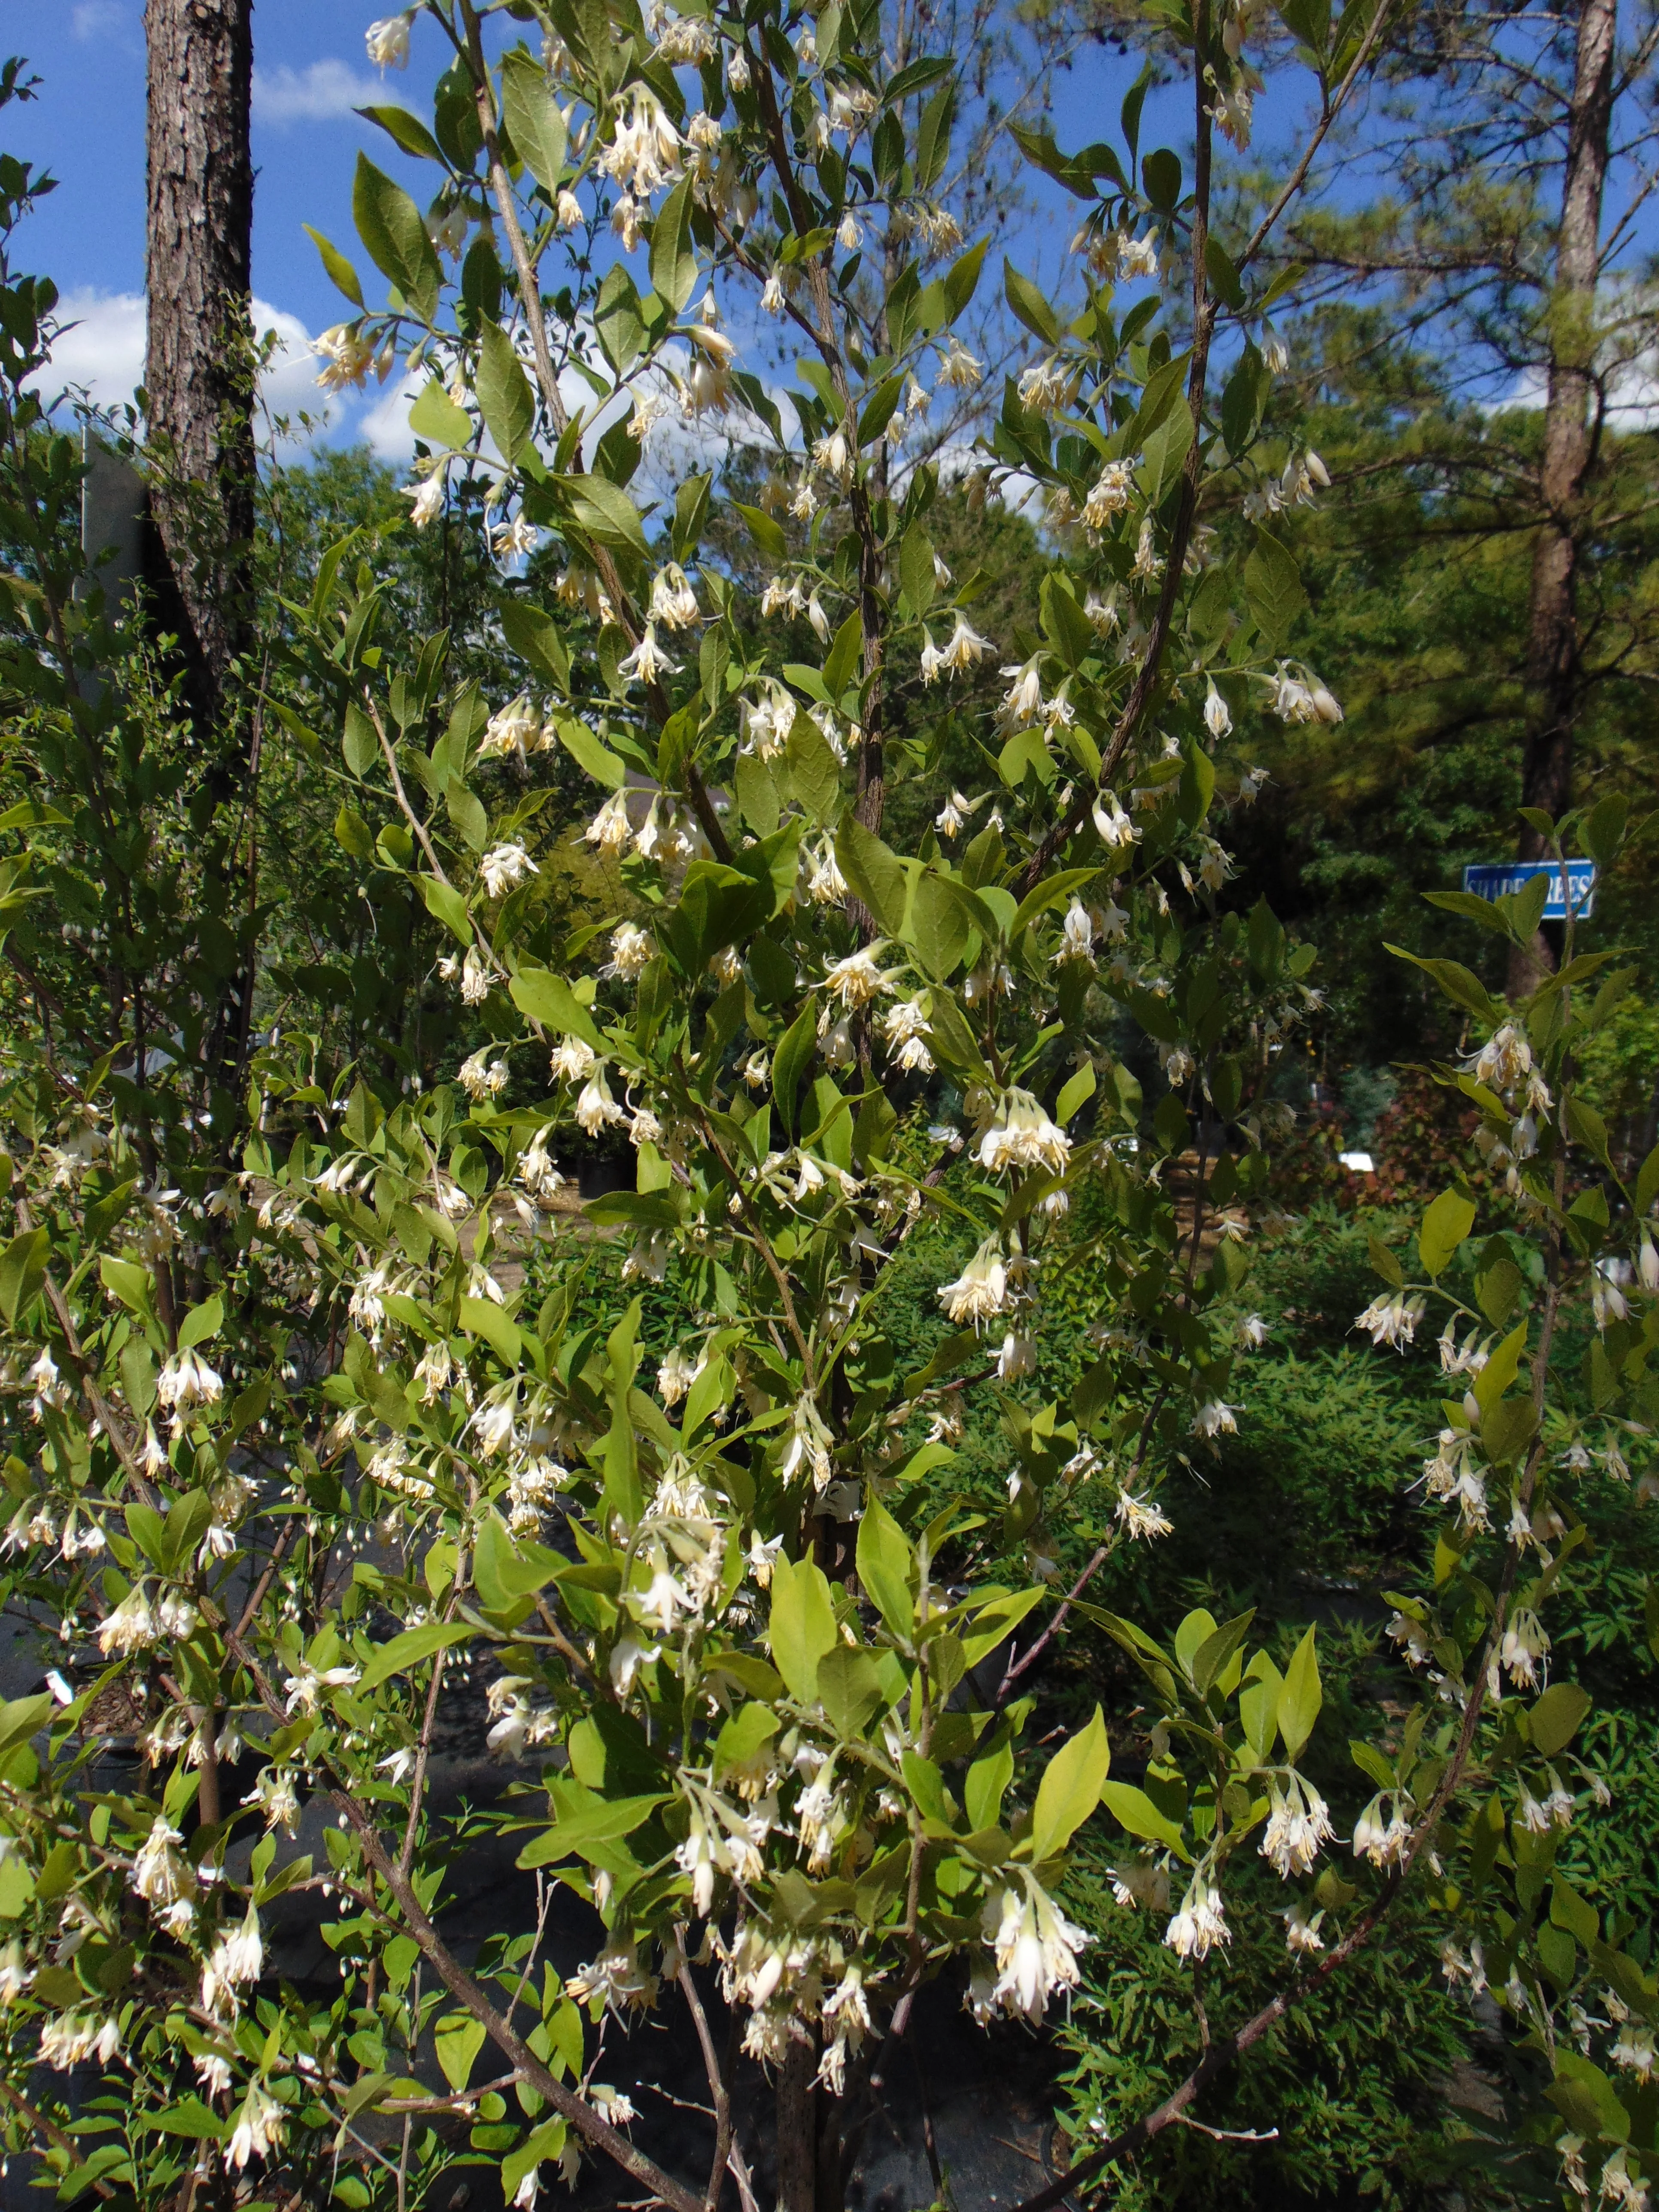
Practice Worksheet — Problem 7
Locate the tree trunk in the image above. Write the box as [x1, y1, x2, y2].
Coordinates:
[1510, 0, 1616, 992]
[776, 2034, 817, 2212]
[143, 0, 255, 743]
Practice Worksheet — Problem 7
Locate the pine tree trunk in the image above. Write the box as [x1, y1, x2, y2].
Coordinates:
[1510, 0, 1616, 992]
[143, 0, 255, 741]
[776, 2035, 817, 2212]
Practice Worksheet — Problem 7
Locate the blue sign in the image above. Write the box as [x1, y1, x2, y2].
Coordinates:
[1462, 859, 1595, 921]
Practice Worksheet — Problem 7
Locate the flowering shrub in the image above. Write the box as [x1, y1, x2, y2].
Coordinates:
[0, 8, 1652, 2212]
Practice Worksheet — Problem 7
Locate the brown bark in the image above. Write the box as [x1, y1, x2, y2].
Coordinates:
[1510, 0, 1616, 990]
[143, 0, 255, 739]
[776, 2033, 817, 2212]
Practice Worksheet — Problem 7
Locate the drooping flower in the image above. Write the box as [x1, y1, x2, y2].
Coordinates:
[619, 626, 680, 684]
[649, 564, 701, 630]
[201, 1906, 263, 2017]
[1355, 1292, 1426, 1351]
[225, 2084, 286, 2171]
[479, 843, 537, 899]
[134, 1816, 196, 1909]
[1164, 1875, 1229, 1962]
[976, 1089, 1070, 1177]
[1352, 1792, 1412, 1867]
[1115, 1490, 1173, 1540]
[937, 1238, 1009, 1327]
[157, 1347, 223, 1419]
[1190, 1398, 1238, 1439]
[550, 1036, 598, 1085]
[576, 1069, 627, 1137]
[401, 474, 446, 528]
[980, 1878, 1089, 2021]
[823, 943, 900, 1009]
[1260, 1779, 1336, 1879]
[365, 14, 412, 69]
[935, 338, 983, 390]
[1082, 462, 1136, 529]
[585, 791, 632, 852]
[1091, 790, 1139, 849]
[99, 1583, 159, 1656]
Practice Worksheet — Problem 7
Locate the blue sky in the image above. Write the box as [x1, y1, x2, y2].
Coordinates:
[1, 0, 1328, 456]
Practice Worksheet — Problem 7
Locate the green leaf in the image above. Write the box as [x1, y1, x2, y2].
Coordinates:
[419, 875, 472, 948]
[1581, 793, 1627, 868]
[942, 237, 989, 320]
[0, 1227, 48, 1327]
[835, 814, 907, 934]
[459, 1296, 523, 1367]
[1386, 945, 1502, 1025]
[177, 1296, 222, 1351]
[649, 174, 698, 313]
[500, 48, 568, 193]
[1003, 258, 1059, 344]
[735, 502, 787, 562]
[910, 870, 969, 981]
[497, 598, 569, 690]
[1191, 1608, 1254, 1696]
[1056, 1061, 1095, 1126]
[303, 225, 364, 309]
[477, 320, 536, 466]
[408, 378, 474, 452]
[902, 1748, 951, 1825]
[511, 966, 602, 1048]
[1565, 1097, 1611, 1167]
[1029, 1706, 1110, 1862]
[899, 526, 937, 616]
[343, 701, 378, 778]
[965, 1738, 1014, 1831]
[1350, 1739, 1395, 1790]
[1219, 342, 1267, 455]
[358, 103, 446, 164]
[1367, 1235, 1404, 1290]
[474, 1510, 565, 1611]
[1419, 1188, 1476, 1278]
[715, 1702, 779, 1786]
[1529, 1681, 1592, 1758]
[434, 2011, 487, 2094]
[817, 1645, 884, 1738]
[352, 152, 441, 318]
[915, 80, 956, 191]
[772, 1000, 817, 1138]
[1100, 1780, 1185, 1853]
[856, 1495, 915, 1643]
[594, 264, 645, 374]
[768, 1554, 838, 1704]
[1277, 1625, 1322, 1759]
[559, 474, 647, 556]
[551, 713, 624, 789]
[823, 611, 864, 701]
[358, 1622, 473, 1691]
[1137, 401, 1194, 514]
[784, 711, 842, 825]
[502, 2121, 569, 2203]
[1244, 529, 1305, 650]
[151, 2098, 227, 2141]
[0, 1692, 51, 1758]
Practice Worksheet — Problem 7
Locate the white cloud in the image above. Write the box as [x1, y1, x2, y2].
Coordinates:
[36, 290, 146, 414]
[71, 2, 132, 43]
[1501, 357, 1659, 431]
[32, 291, 333, 451]
[357, 368, 427, 463]
[252, 60, 381, 127]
